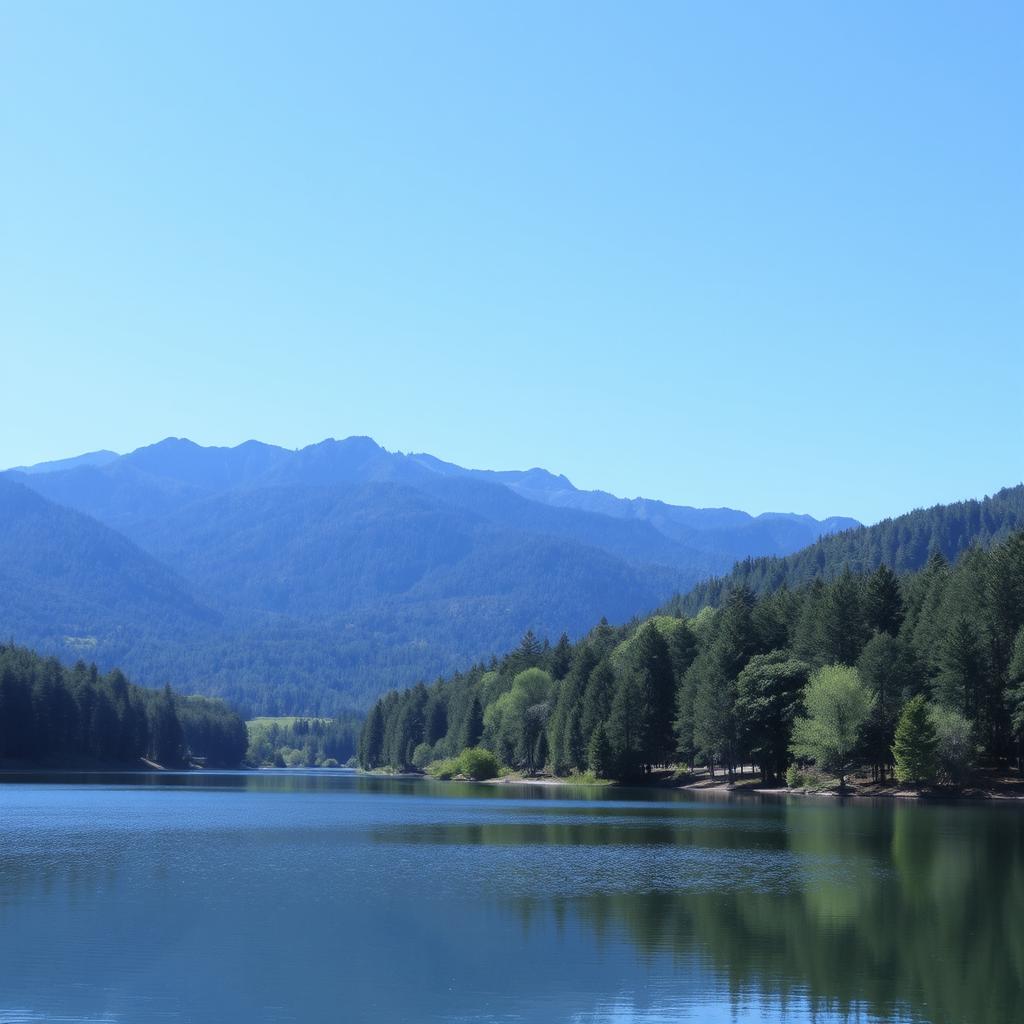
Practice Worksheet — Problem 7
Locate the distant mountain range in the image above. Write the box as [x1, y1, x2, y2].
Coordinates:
[0, 436, 857, 714]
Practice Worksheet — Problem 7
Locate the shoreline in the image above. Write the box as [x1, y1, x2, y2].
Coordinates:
[480, 769, 1024, 803]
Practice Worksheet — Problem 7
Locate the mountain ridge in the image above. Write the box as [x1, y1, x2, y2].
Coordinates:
[0, 435, 860, 714]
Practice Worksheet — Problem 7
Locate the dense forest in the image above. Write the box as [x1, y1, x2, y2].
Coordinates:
[246, 714, 362, 767]
[0, 644, 248, 767]
[359, 531, 1024, 787]
[669, 484, 1024, 614]
[1, 437, 853, 716]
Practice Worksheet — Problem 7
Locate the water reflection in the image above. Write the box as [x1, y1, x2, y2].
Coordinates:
[0, 772, 1020, 1024]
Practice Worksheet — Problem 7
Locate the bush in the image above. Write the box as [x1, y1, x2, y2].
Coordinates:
[320, 758, 339, 768]
[411, 742, 434, 770]
[931, 706, 976, 786]
[456, 747, 499, 781]
[425, 757, 460, 780]
[785, 764, 804, 789]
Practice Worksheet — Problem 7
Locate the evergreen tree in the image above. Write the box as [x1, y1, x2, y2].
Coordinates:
[937, 617, 985, 720]
[630, 621, 676, 766]
[463, 695, 484, 750]
[587, 723, 613, 778]
[820, 568, 868, 666]
[358, 702, 385, 769]
[892, 695, 939, 786]
[863, 564, 904, 635]
[606, 673, 644, 779]
[857, 633, 924, 780]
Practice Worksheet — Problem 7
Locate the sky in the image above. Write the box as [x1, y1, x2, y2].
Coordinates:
[1, 2, 1020, 524]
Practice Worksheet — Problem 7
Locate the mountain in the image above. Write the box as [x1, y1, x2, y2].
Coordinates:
[667, 483, 1024, 615]
[0, 437, 856, 714]
[11, 449, 119, 475]
[0, 475, 216, 659]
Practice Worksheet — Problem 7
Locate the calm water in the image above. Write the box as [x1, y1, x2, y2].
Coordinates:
[0, 772, 1021, 1024]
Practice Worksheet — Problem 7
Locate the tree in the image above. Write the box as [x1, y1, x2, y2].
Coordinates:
[819, 568, 868, 666]
[857, 633, 924, 781]
[864, 564, 904, 636]
[892, 696, 938, 786]
[149, 684, 185, 767]
[606, 673, 644, 779]
[630, 621, 676, 766]
[790, 665, 873, 788]
[358, 702, 385, 769]
[735, 651, 809, 785]
[936, 617, 985, 721]
[462, 696, 484, 750]
[587, 723, 613, 779]
[930, 705, 976, 786]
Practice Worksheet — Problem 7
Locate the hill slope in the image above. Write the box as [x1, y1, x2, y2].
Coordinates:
[667, 484, 1024, 614]
[1, 437, 856, 713]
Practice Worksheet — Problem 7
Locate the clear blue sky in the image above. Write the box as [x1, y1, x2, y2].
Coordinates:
[2, 2, 1020, 523]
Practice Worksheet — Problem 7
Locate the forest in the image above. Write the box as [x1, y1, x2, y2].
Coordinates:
[246, 714, 362, 767]
[0, 644, 248, 767]
[359, 531, 1024, 788]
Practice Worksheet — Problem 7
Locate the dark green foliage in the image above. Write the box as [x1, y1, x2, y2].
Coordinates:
[587, 723, 613, 778]
[735, 652, 809, 784]
[857, 634, 924, 780]
[864, 564, 905, 635]
[0, 644, 246, 767]
[361, 532, 1024, 784]
[892, 695, 938, 786]
[670, 485, 1024, 615]
[2, 436, 863, 716]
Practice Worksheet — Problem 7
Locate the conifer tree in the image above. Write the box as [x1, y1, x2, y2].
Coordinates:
[587, 723, 613, 779]
[864, 564, 904, 635]
[892, 695, 939, 786]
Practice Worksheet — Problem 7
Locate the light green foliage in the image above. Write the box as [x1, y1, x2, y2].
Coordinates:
[892, 695, 939, 786]
[456, 746, 499, 780]
[930, 705, 976, 786]
[425, 747, 499, 781]
[790, 665, 874, 787]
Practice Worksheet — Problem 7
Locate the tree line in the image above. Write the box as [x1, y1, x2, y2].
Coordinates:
[0, 644, 248, 767]
[669, 483, 1024, 615]
[246, 714, 362, 767]
[359, 531, 1024, 786]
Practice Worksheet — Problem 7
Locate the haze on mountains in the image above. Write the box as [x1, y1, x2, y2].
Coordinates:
[1, 436, 856, 714]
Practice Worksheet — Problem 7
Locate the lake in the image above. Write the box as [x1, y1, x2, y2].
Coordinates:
[0, 771, 1020, 1023]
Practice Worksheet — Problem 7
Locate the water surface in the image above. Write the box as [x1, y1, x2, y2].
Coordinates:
[0, 770, 1020, 1023]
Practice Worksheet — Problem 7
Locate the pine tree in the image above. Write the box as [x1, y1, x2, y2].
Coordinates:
[892, 695, 939, 786]
[463, 696, 484, 749]
[607, 673, 644, 779]
[587, 723, 613, 779]
[820, 568, 868, 665]
[864, 564, 904, 635]
[937, 617, 984, 721]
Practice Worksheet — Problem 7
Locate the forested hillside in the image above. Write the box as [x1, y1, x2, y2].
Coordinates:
[669, 485, 1024, 615]
[1, 437, 853, 714]
[360, 531, 1024, 787]
[0, 644, 248, 767]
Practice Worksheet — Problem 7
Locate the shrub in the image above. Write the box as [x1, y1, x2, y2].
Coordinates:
[456, 747, 499, 781]
[411, 742, 434, 770]
[425, 757, 460, 780]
